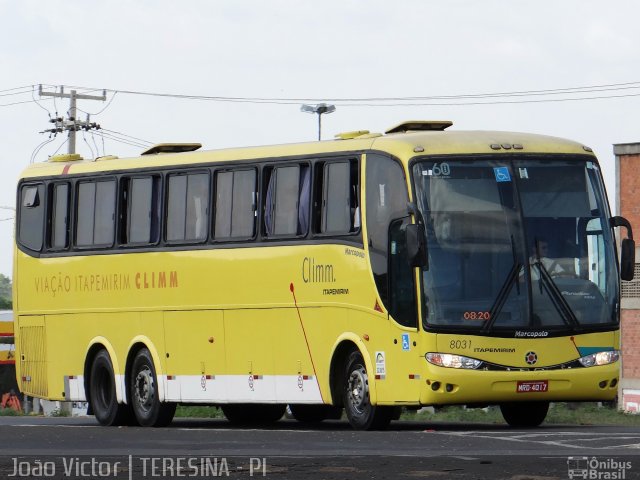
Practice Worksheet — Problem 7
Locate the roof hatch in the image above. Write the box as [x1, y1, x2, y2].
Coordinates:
[141, 143, 202, 155]
[48, 153, 83, 162]
[385, 120, 453, 134]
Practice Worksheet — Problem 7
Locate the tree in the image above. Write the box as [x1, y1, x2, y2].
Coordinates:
[0, 275, 11, 310]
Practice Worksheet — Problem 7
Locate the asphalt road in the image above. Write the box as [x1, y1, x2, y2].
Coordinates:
[1, 416, 639, 479]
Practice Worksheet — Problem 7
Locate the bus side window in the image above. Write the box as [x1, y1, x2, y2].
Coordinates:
[214, 168, 257, 240]
[321, 161, 351, 234]
[264, 164, 309, 237]
[49, 183, 69, 250]
[19, 183, 45, 252]
[76, 179, 116, 248]
[122, 176, 161, 245]
[313, 159, 359, 236]
[166, 172, 209, 243]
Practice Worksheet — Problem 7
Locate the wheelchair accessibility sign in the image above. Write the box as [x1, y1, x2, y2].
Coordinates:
[494, 167, 511, 182]
[401, 333, 410, 351]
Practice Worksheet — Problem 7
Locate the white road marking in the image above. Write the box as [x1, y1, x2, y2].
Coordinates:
[432, 430, 640, 450]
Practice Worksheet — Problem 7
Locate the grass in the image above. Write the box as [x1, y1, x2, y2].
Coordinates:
[175, 405, 225, 419]
[0, 407, 21, 416]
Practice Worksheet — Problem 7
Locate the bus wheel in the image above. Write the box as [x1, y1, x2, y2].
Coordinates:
[500, 401, 549, 427]
[130, 348, 176, 427]
[221, 404, 286, 426]
[289, 404, 341, 423]
[343, 350, 393, 430]
[89, 350, 131, 426]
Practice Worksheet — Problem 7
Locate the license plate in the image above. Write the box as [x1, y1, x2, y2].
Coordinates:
[516, 380, 548, 393]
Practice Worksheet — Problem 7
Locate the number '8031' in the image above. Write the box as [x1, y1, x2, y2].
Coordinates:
[449, 339, 470, 350]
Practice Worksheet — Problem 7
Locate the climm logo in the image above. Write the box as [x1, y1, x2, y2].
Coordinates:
[135, 271, 178, 290]
[302, 257, 336, 283]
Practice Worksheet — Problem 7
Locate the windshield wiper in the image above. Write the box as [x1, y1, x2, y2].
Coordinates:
[482, 261, 522, 333]
[482, 235, 522, 333]
[533, 260, 580, 329]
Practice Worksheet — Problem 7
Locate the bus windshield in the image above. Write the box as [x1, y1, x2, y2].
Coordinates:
[412, 157, 619, 334]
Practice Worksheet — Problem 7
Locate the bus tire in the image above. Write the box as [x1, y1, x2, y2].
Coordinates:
[130, 348, 176, 427]
[289, 404, 341, 423]
[221, 404, 285, 426]
[342, 350, 393, 430]
[500, 401, 549, 427]
[89, 350, 131, 426]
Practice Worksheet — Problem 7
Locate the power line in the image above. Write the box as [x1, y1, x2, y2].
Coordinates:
[4, 81, 640, 109]
[76, 91, 118, 116]
[0, 85, 33, 94]
[57, 80, 640, 105]
[100, 128, 153, 145]
[92, 130, 149, 149]
[0, 88, 33, 98]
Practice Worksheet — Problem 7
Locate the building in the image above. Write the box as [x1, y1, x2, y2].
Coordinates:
[614, 142, 640, 411]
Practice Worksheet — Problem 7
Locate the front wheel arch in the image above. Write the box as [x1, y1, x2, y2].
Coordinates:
[341, 349, 393, 430]
[329, 337, 377, 407]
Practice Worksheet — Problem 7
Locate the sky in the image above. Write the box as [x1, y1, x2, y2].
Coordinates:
[1, 0, 640, 278]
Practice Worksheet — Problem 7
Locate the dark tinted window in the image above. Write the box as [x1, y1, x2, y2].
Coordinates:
[51, 183, 69, 249]
[214, 169, 256, 240]
[76, 180, 116, 247]
[19, 184, 45, 251]
[167, 172, 209, 242]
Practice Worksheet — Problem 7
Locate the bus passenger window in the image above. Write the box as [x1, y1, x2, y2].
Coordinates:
[125, 176, 160, 245]
[264, 164, 309, 237]
[214, 169, 257, 240]
[322, 162, 351, 234]
[19, 184, 45, 252]
[167, 172, 209, 243]
[76, 180, 116, 248]
[50, 183, 69, 249]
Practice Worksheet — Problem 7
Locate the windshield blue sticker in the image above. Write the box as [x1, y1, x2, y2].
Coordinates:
[401, 333, 410, 351]
[494, 167, 511, 182]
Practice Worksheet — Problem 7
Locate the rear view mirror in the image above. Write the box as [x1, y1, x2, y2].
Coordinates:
[621, 238, 635, 281]
[406, 224, 427, 268]
[611, 216, 635, 281]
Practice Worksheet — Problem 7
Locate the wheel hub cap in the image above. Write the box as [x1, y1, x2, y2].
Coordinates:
[134, 367, 155, 412]
[347, 367, 369, 412]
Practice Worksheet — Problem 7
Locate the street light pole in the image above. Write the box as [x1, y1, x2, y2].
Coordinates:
[300, 103, 336, 140]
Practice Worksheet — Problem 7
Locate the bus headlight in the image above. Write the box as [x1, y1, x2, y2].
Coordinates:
[578, 350, 620, 367]
[426, 352, 483, 370]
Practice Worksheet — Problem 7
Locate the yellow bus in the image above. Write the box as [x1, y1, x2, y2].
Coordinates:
[14, 120, 635, 429]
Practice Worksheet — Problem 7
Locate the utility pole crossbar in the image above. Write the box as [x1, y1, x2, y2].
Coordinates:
[38, 85, 106, 155]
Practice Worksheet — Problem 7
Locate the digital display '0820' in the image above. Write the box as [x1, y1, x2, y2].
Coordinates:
[463, 311, 491, 321]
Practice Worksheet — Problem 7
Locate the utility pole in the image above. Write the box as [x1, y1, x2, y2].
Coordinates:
[38, 85, 106, 155]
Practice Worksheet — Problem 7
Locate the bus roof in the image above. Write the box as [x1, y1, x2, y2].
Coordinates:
[19, 123, 595, 179]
